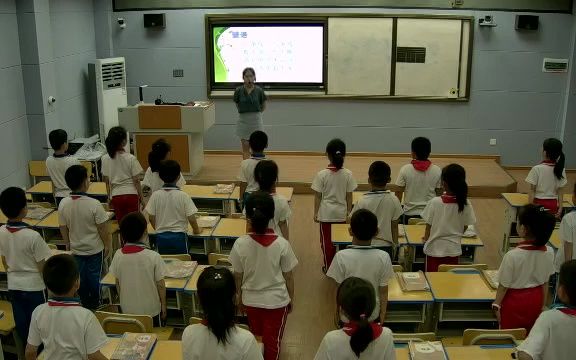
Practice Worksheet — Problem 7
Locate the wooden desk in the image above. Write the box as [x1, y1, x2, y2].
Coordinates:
[180, 185, 236, 216]
[426, 272, 496, 331]
[331, 223, 408, 250]
[0, 211, 49, 227]
[231, 187, 294, 203]
[387, 275, 434, 331]
[395, 347, 409, 360]
[445, 345, 515, 359]
[27, 181, 108, 201]
[100, 339, 181, 360]
[211, 218, 247, 253]
[35, 211, 60, 229]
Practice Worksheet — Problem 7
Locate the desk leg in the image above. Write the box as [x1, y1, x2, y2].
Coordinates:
[0, 338, 4, 360]
[420, 303, 435, 333]
[403, 246, 415, 272]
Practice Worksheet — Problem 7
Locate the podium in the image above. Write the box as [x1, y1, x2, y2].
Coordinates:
[118, 102, 215, 176]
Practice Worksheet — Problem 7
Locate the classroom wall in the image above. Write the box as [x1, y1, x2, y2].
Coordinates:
[0, 0, 32, 191]
[562, 16, 576, 169]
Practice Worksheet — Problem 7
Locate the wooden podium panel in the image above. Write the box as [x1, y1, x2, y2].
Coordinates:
[138, 105, 182, 129]
[134, 134, 191, 172]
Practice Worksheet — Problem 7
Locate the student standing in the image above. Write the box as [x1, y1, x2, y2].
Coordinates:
[234, 67, 268, 160]
[395, 137, 442, 224]
[25, 254, 108, 360]
[145, 160, 201, 254]
[421, 164, 476, 272]
[516, 260, 576, 360]
[181, 266, 263, 360]
[312, 139, 357, 272]
[46, 129, 81, 205]
[351, 161, 402, 254]
[142, 138, 186, 197]
[229, 192, 298, 360]
[238, 130, 268, 204]
[493, 205, 556, 332]
[526, 138, 567, 217]
[109, 212, 166, 325]
[59, 165, 111, 310]
[327, 210, 394, 323]
[553, 184, 576, 297]
[254, 160, 291, 239]
[102, 126, 143, 222]
[0, 188, 52, 344]
[314, 277, 396, 360]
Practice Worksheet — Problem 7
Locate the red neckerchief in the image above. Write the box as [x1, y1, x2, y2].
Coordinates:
[327, 165, 339, 172]
[558, 307, 576, 316]
[48, 298, 82, 307]
[412, 160, 432, 172]
[343, 321, 383, 340]
[121, 243, 147, 254]
[441, 193, 458, 204]
[201, 319, 209, 326]
[5, 221, 29, 233]
[249, 229, 278, 247]
[517, 240, 547, 251]
[541, 160, 556, 166]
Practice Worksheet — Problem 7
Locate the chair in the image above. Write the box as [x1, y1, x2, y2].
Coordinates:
[438, 264, 488, 272]
[393, 332, 437, 343]
[29, 161, 48, 184]
[95, 311, 152, 334]
[408, 218, 426, 225]
[208, 253, 232, 267]
[80, 161, 93, 180]
[161, 254, 191, 261]
[392, 264, 403, 273]
[463, 328, 527, 346]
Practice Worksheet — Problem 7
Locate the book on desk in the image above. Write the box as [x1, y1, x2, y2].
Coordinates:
[397, 271, 429, 292]
[409, 341, 447, 360]
[111, 333, 158, 360]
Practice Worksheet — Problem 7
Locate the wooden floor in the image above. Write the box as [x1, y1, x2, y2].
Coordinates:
[189, 152, 517, 197]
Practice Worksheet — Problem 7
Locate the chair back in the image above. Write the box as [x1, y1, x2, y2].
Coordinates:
[80, 161, 93, 180]
[208, 253, 232, 267]
[29, 161, 48, 184]
[463, 328, 527, 346]
[95, 311, 153, 335]
[392, 264, 403, 273]
[393, 333, 437, 343]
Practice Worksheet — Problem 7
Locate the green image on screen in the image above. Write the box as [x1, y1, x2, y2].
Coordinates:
[213, 27, 229, 82]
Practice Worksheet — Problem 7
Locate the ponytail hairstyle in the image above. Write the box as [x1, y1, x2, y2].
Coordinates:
[197, 266, 236, 344]
[518, 204, 556, 246]
[245, 191, 275, 234]
[105, 126, 127, 158]
[337, 277, 376, 358]
[441, 164, 468, 212]
[148, 139, 171, 172]
[326, 138, 347, 170]
[254, 160, 278, 193]
[543, 138, 565, 180]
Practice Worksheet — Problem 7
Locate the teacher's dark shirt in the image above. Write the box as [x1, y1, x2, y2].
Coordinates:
[234, 85, 267, 113]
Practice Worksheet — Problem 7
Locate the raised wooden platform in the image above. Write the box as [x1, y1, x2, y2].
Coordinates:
[188, 151, 517, 198]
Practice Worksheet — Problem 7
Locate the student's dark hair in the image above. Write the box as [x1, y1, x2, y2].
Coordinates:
[326, 138, 346, 170]
[119, 212, 147, 244]
[245, 191, 275, 234]
[148, 138, 171, 172]
[198, 266, 237, 344]
[411, 137, 432, 161]
[254, 160, 278, 193]
[242, 67, 256, 78]
[64, 165, 88, 191]
[441, 164, 468, 212]
[49, 129, 68, 151]
[337, 277, 377, 357]
[543, 138, 565, 180]
[159, 160, 181, 184]
[105, 126, 127, 158]
[0, 187, 27, 219]
[249, 131, 268, 153]
[43, 254, 79, 296]
[518, 204, 556, 246]
[350, 209, 378, 242]
[559, 260, 576, 306]
[368, 161, 391, 188]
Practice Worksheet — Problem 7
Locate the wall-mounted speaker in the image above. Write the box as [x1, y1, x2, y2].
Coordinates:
[144, 13, 166, 29]
[515, 15, 539, 31]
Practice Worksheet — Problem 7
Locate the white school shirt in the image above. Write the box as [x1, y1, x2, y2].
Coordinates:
[0, 225, 52, 291]
[555, 211, 576, 271]
[525, 163, 567, 199]
[517, 308, 576, 360]
[238, 157, 266, 193]
[327, 246, 394, 321]
[312, 168, 358, 222]
[28, 302, 109, 360]
[350, 191, 403, 245]
[109, 248, 166, 317]
[229, 234, 298, 309]
[142, 167, 186, 194]
[58, 195, 109, 256]
[421, 197, 476, 257]
[46, 155, 81, 198]
[182, 324, 263, 360]
[396, 163, 442, 216]
[314, 327, 396, 360]
[145, 187, 198, 233]
[101, 152, 143, 197]
[241, 194, 291, 237]
[497, 246, 555, 289]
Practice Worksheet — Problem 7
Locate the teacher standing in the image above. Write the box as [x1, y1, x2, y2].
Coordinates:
[234, 67, 268, 159]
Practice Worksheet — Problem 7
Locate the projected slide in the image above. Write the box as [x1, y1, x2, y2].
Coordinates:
[213, 25, 324, 84]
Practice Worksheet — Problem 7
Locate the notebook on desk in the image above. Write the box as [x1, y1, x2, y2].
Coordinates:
[26, 206, 53, 221]
[397, 271, 429, 292]
[164, 260, 198, 279]
[482, 270, 499, 289]
[111, 333, 157, 360]
[213, 184, 234, 194]
[409, 341, 447, 360]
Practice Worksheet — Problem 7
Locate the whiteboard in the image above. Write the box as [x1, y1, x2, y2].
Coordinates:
[328, 18, 393, 95]
[395, 18, 462, 97]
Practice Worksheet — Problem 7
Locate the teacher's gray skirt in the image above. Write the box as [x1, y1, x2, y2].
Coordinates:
[236, 112, 263, 140]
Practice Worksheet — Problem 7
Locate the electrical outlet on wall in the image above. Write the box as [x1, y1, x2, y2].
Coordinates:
[451, 0, 464, 7]
[490, 139, 497, 146]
